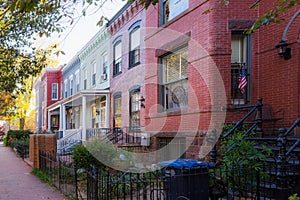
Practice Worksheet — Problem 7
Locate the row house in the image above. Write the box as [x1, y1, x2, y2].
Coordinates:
[34, 67, 63, 133]
[44, 27, 111, 143]
[143, 0, 300, 160]
[107, 2, 146, 142]
[36, 0, 300, 161]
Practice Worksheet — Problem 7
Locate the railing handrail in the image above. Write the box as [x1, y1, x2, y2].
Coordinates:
[282, 117, 300, 137]
[57, 129, 82, 142]
[221, 98, 263, 139]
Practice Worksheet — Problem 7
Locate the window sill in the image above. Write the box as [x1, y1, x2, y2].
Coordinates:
[128, 62, 140, 69]
[156, 107, 188, 117]
[113, 72, 122, 78]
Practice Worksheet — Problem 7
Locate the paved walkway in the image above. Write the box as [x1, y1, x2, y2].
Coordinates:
[0, 142, 66, 200]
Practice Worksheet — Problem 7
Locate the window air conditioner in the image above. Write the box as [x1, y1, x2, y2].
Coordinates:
[101, 73, 107, 81]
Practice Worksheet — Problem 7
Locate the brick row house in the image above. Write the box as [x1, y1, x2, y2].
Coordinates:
[35, 1, 300, 160]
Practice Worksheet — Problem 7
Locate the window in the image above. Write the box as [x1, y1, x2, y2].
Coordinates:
[113, 41, 122, 76]
[91, 105, 97, 128]
[83, 68, 87, 90]
[51, 83, 58, 100]
[101, 53, 108, 82]
[161, 46, 188, 111]
[64, 80, 68, 98]
[51, 116, 58, 127]
[113, 93, 122, 128]
[160, 0, 189, 25]
[130, 89, 140, 129]
[100, 98, 106, 127]
[129, 27, 140, 68]
[231, 33, 251, 105]
[75, 70, 80, 92]
[69, 75, 73, 96]
[159, 137, 186, 160]
[92, 61, 96, 86]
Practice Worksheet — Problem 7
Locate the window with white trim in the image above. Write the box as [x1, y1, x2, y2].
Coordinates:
[130, 89, 140, 129]
[69, 75, 73, 96]
[161, 46, 188, 111]
[75, 70, 80, 92]
[113, 41, 122, 76]
[51, 83, 58, 100]
[114, 94, 122, 128]
[64, 80, 68, 98]
[129, 27, 140, 68]
[92, 61, 96, 86]
[83, 68, 87, 90]
[101, 53, 108, 82]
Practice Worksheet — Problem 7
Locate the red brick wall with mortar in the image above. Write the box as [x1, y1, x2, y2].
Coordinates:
[144, 0, 300, 158]
[29, 134, 57, 168]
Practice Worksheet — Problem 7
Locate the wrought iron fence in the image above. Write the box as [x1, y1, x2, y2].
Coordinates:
[39, 151, 79, 199]
[39, 150, 300, 200]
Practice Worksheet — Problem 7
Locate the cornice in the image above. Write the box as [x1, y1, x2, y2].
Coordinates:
[108, 1, 144, 35]
[78, 28, 110, 61]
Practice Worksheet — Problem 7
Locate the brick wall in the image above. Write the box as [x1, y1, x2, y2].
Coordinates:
[29, 134, 57, 168]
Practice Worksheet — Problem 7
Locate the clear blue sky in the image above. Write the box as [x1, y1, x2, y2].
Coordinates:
[35, 0, 126, 66]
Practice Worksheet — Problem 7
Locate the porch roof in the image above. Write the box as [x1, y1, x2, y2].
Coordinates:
[47, 89, 110, 111]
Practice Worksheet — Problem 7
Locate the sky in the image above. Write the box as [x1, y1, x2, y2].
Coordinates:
[35, 0, 127, 66]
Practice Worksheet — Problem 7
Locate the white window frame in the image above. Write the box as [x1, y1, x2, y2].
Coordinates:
[75, 70, 80, 92]
[64, 80, 68, 98]
[69, 75, 73, 96]
[51, 83, 58, 100]
[92, 61, 96, 86]
[83, 68, 87, 90]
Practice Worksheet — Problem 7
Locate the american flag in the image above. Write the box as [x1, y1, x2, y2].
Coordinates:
[238, 67, 247, 94]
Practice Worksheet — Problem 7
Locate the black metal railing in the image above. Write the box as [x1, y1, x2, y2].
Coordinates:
[39, 151, 79, 200]
[208, 98, 263, 164]
[39, 149, 300, 200]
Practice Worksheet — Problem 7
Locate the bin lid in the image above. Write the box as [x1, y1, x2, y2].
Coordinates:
[158, 159, 208, 169]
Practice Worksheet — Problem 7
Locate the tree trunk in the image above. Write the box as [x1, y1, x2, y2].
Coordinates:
[19, 117, 25, 130]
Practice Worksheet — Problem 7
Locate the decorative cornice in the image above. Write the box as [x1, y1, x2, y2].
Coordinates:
[78, 28, 110, 61]
[108, 1, 144, 35]
[62, 55, 80, 75]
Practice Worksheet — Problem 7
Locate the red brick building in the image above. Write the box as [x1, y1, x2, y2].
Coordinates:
[38, 67, 63, 132]
[143, 0, 300, 160]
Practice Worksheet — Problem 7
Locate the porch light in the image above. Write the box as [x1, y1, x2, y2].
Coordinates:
[275, 9, 300, 60]
[139, 96, 145, 108]
[276, 40, 291, 60]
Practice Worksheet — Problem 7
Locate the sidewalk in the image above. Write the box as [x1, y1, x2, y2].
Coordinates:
[0, 142, 66, 200]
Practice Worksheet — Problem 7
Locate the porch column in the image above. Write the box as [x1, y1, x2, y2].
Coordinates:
[47, 110, 51, 132]
[62, 104, 66, 137]
[82, 96, 87, 141]
[59, 104, 63, 132]
[105, 94, 110, 128]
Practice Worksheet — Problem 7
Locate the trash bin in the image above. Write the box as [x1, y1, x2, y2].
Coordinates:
[159, 159, 209, 200]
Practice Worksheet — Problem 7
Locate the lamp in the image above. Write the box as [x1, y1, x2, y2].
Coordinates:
[276, 40, 291, 60]
[275, 9, 300, 60]
[139, 96, 145, 108]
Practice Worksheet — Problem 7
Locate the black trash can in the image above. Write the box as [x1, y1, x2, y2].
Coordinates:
[159, 159, 209, 200]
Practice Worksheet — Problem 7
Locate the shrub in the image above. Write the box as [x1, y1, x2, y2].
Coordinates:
[6, 130, 33, 147]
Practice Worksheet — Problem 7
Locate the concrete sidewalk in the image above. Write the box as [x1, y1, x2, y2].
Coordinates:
[0, 142, 66, 200]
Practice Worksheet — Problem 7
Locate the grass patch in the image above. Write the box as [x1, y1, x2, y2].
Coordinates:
[31, 168, 55, 187]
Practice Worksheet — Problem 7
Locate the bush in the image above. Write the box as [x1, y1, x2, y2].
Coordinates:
[6, 130, 33, 147]
[3, 136, 7, 146]
[73, 145, 103, 170]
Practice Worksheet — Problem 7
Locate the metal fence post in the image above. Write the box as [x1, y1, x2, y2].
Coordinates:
[256, 98, 263, 137]
[276, 128, 289, 199]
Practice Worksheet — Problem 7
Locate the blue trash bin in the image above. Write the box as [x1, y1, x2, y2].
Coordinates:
[159, 159, 209, 200]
